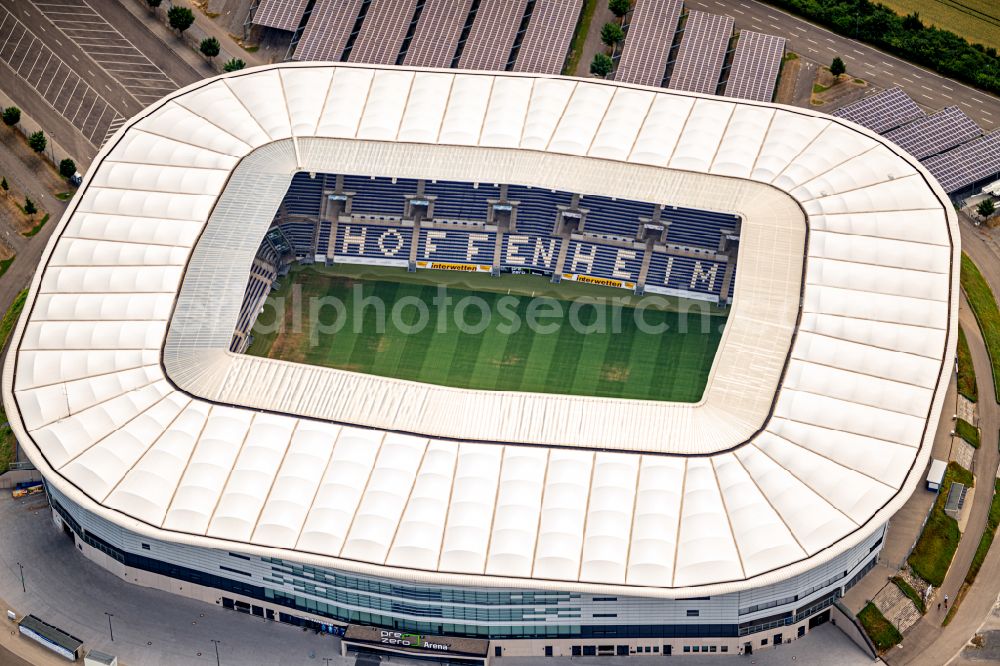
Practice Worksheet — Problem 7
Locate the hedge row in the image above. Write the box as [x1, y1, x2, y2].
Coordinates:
[758, 0, 1000, 95]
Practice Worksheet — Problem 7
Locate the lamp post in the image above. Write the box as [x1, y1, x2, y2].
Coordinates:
[104, 612, 114, 641]
[16, 562, 24, 593]
[211, 639, 221, 665]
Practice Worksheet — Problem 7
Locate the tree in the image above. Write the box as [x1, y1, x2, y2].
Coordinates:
[146, 0, 161, 8]
[27, 131, 46, 154]
[590, 53, 613, 78]
[600, 22, 625, 48]
[167, 6, 195, 35]
[902, 12, 923, 31]
[830, 56, 846, 78]
[59, 158, 77, 180]
[609, 0, 630, 19]
[1, 177, 8, 197]
[978, 199, 996, 219]
[1, 106, 20, 127]
[24, 198, 37, 217]
[200, 37, 220, 59]
[223, 58, 246, 72]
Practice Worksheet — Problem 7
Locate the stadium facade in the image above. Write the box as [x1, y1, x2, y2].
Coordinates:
[3, 64, 957, 659]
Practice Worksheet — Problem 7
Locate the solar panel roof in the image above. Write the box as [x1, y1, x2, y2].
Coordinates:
[922, 129, 1000, 193]
[347, 0, 416, 64]
[667, 11, 734, 95]
[724, 31, 785, 102]
[512, 0, 579, 75]
[615, 0, 684, 87]
[292, 0, 363, 62]
[253, 0, 310, 32]
[883, 106, 981, 160]
[457, 0, 528, 71]
[403, 0, 472, 68]
[832, 87, 924, 134]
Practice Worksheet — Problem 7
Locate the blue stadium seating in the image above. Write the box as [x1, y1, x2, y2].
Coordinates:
[232, 243, 280, 352]
[419, 228, 497, 264]
[500, 234, 562, 272]
[268, 173, 738, 302]
[342, 175, 419, 218]
[661, 206, 736, 250]
[316, 220, 332, 256]
[578, 194, 654, 238]
[277, 221, 315, 255]
[283, 172, 324, 216]
[424, 181, 499, 221]
[335, 223, 413, 260]
[565, 241, 645, 283]
[646, 251, 727, 297]
[506, 185, 573, 235]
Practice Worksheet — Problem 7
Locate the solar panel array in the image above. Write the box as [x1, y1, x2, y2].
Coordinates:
[615, 0, 684, 87]
[292, 0, 363, 61]
[512, 0, 579, 74]
[723, 31, 785, 102]
[667, 11, 734, 94]
[922, 130, 1000, 193]
[883, 106, 981, 160]
[348, 0, 416, 64]
[403, 0, 472, 68]
[457, 0, 528, 71]
[832, 87, 924, 134]
[253, 0, 310, 32]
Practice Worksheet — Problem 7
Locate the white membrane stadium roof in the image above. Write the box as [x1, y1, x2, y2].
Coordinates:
[3, 65, 957, 597]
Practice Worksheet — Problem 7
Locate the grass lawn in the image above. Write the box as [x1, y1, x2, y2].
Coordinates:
[248, 264, 727, 402]
[909, 462, 975, 586]
[0, 256, 13, 280]
[858, 603, 902, 652]
[0, 288, 27, 348]
[23, 213, 50, 238]
[957, 325, 978, 402]
[955, 418, 980, 448]
[0, 403, 13, 475]
[0, 289, 27, 474]
[562, 0, 598, 75]
[961, 253, 1000, 403]
[891, 576, 925, 614]
[877, 0, 1000, 51]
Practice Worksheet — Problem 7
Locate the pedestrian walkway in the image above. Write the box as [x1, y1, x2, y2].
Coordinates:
[885, 222, 1000, 665]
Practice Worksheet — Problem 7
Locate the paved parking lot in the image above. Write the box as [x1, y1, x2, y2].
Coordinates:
[0, 3, 123, 146]
[33, 0, 179, 108]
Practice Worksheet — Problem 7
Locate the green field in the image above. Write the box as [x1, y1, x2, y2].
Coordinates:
[879, 0, 1000, 51]
[248, 264, 727, 402]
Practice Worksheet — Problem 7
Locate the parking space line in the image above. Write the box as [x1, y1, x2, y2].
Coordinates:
[13, 35, 38, 73]
[24, 50, 47, 86]
[62, 78, 83, 117]
[3, 32, 27, 61]
[41, 62, 65, 97]
[74, 94, 97, 131]
[0, 6, 120, 146]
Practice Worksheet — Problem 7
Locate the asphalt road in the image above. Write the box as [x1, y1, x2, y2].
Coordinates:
[696, 0, 999, 129]
[0, 0, 204, 167]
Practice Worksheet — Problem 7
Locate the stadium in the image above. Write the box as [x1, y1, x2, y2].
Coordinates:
[2, 63, 957, 659]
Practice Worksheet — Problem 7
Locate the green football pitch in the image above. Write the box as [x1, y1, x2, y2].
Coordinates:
[247, 264, 727, 402]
